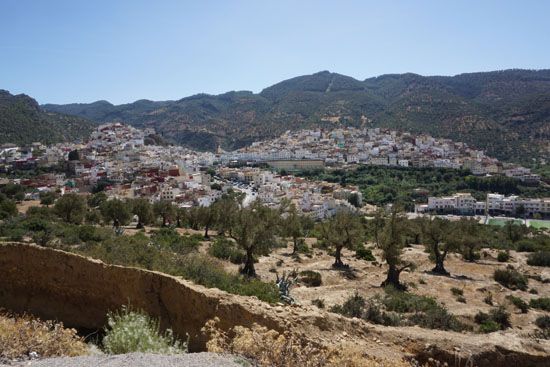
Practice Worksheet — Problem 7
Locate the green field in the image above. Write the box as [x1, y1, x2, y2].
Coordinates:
[487, 218, 524, 227]
[528, 220, 550, 229]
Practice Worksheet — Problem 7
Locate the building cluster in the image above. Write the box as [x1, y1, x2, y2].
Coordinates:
[4, 123, 361, 219]
[221, 128, 540, 181]
[417, 193, 550, 217]
[218, 167, 362, 219]
[3, 123, 546, 220]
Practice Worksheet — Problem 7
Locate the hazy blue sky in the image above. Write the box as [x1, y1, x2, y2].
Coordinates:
[1, 0, 549, 104]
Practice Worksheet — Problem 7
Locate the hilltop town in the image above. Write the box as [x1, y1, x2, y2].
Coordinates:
[0, 123, 548, 221]
[0, 123, 547, 221]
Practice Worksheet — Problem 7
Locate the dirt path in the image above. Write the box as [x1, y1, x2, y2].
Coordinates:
[2, 353, 245, 367]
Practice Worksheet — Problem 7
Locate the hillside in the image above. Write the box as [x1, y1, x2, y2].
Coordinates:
[42, 69, 550, 162]
[0, 90, 94, 146]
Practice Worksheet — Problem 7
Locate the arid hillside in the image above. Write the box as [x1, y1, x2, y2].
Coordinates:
[0, 242, 549, 366]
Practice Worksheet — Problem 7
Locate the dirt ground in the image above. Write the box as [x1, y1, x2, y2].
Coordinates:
[215, 239, 550, 336]
[16, 200, 42, 214]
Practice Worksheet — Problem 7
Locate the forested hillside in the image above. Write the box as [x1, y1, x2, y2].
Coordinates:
[42, 69, 550, 163]
[0, 90, 93, 146]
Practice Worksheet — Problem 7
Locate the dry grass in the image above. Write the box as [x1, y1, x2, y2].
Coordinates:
[202, 318, 409, 367]
[0, 311, 88, 360]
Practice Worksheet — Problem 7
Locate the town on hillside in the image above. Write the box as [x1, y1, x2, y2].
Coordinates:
[0, 123, 548, 222]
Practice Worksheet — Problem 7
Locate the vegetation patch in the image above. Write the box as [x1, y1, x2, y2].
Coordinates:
[474, 307, 511, 333]
[0, 312, 88, 360]
[329, 288, 464, 331]
[497, 251, 510, 262]
[298, 270, 322, 287]
[208, 238, 246, 264]
[505, 295, 529, 313]
[493, 268, 528, 291]
[355, 245, 375, 261]
[103, 306, 186, 354]
[530, 297, 550, 312]
[535, 316, 550, 339]
[527, 251, 550, 267]
[77, 233, 279, 303]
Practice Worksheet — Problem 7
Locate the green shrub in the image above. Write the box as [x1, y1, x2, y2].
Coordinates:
[493, 268, 528, 291]
[103, 306, 186, 354]
[409, 306, 465, 331]
[479, 320, 500, 333]
[534, 315, 550, 339]
[363, 302, 402, 326]
[178, 253, 279, 303]
[535, 315, 550, 330]
[450, 287, 463, 296]
[483, 293, 493, 305]
[77, 234, 279, 304]
[329, 292, 365, 318]
[293, 238, 311, 254]
[382, 287, 438, 313]
[355, 245, 375, 261]
[311, 299, 325, 309]
[382, 287, 464, 331]
[530, 297, 550, 311]
[475, 307, 511, 332]
[516, 240, 539, 252]
[474, 311, 490, 325]
[298, 270, 322, 287]
[505, 295, 529, 313]
[497, 251, 510, 262]
[490, 306, 511, 329]
[527, 251, 550, 267]
[150, 228, 200, 255]
[208, 238, 246, 264]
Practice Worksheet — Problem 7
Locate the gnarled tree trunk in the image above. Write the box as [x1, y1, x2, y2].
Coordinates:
[241, 248, 256, 277]
[332, 245, 345, 268]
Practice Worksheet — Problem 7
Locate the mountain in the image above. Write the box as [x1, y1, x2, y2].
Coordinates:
[42, 69, 550, 163]
[0, 90, 94, 146]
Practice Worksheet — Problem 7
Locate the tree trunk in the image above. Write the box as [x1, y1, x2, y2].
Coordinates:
[332, 246, 345, 268]
[113, 218, 120, 228]
[241, 248, 256, 277]
[431, 244, 449, 275]
[381, 264, 405, 290]
[176, 217, 181, 227]
[162, 216, 167, 227]
[136, 220, 144, 229]
[204, 225, 209, 239]
[431, 260, 449, 275]
[292, 237, 298, 254]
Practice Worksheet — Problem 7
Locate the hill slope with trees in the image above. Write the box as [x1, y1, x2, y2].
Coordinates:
[0, 90, 94, 146]
[42, 69, 550, 163]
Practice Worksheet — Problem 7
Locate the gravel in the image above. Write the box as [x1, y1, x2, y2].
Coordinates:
[2, 353, 248, 367]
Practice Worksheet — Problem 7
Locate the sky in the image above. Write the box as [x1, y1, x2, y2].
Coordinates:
[1, 0, 549, 104]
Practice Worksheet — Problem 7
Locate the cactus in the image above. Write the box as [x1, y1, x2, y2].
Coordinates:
[276, 271, 297, 305]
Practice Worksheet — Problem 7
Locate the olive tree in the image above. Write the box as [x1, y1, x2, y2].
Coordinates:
[319, 210, 364, 268]
[153, 200, 175, 227]
[130, 198, 154, 229]
[53, 193, 86, 224]
[282, 204, 314, 254]
[100, 199, 132, 228]
[230, 201, 280, 277]
[380, 209, 413, 289]
[419, 217, 457, 275]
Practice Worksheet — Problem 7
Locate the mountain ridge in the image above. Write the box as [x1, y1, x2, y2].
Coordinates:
[0, 90, 94, 146]
[36, 69, 550, 162]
